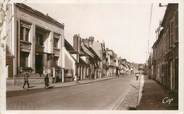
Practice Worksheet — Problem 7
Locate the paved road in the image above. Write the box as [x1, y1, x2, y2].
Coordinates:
[7, 75, 134, 110]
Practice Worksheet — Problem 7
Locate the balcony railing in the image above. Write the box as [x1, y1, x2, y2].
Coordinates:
[20, 40, 31, 52]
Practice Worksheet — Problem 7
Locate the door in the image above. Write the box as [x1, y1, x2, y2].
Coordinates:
[35, 54, 43, 74]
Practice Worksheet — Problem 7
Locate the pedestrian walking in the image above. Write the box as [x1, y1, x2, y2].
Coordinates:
[116, 67, 119, 78]
[52, 67, 56, 83]
[130, 68, 133, 74]
[74, 75, 78, 83]
[135, 72, 139, 80]
[22, 69, 30, 89]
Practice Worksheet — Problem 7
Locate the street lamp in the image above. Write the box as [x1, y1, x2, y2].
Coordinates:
[159, 3, 168, 7]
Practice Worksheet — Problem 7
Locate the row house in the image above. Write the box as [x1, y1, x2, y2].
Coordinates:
[105, 48, 119, 77]
[152, 4, 178, 92]
[84, 36, 103, 79]
[73, 34, 89, 80]
[64, 39, 77, 82]
[73, 35, 103, 80]
[101, 42, 108, 77]
[73, 34, 91, 80]
[6, 3, 66, 83]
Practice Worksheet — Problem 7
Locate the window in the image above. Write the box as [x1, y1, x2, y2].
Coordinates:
[54, 33, 60, 49]
[20, 22, 30, 42]
[20, 27, 24, 40]
[20, 52, 29, 67]
[53, 56, 59, 66]
[54, 38, 59, 48]
[25, 28, 29, 41]
[36, 32, 44, 46]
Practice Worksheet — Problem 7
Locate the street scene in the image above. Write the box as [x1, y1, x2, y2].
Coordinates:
[0, 1, 179, 110]
[7, 75, 136, 110]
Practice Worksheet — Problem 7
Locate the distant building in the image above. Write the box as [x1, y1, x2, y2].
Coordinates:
[119, 59, 130, 74]
[105, 48, 119, 77]
[152, 4, 178, 92]
[73, 35, 105, 80]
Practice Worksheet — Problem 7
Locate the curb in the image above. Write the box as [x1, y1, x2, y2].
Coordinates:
[113, 75, 144, 110]
[111, 77, 135, 110]
[7, 77, 116, 93]
[136, 75, 144, 107]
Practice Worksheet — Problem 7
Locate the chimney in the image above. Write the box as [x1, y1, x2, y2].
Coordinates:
[73, 34, 81, 52]
[82, 38, 89, 47]
[89, 36, 94, 46]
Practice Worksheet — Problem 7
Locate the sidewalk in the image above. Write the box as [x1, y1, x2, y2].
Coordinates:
[116, 74, 144, 110]
[7, 76, 115, 93]
[136, 76, 178, 110]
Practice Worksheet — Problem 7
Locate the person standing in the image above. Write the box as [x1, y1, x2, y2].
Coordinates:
[23, 69, 30, 89]
[136, 72, 139, 80]
[44, 67, 49, 88]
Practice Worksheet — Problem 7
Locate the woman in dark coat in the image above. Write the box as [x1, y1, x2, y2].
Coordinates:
[44, 73, 49, 88]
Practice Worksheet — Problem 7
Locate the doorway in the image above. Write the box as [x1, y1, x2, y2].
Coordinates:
[35, 54, 43, 75]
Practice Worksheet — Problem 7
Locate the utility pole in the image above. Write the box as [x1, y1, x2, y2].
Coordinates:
[148, 3, 153, 58]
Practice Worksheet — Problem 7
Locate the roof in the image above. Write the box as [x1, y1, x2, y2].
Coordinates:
[79, 57, 88, 65]
[80, 46, 88, 56]
[87, 46, 101, 61]
[152, 4, 178, 49]
[64, 39, 77, 54]
[81, 43, 95, 58]
[161, 4, 178, 27]
[90, 41, 103, 60]
[15, 3, 64, 29]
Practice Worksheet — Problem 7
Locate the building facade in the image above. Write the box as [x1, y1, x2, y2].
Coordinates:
[73, 34, 104, 80]
[64, 39, 77, 82]
[105, 48, 119, 77]
[152, 4, 178, 92]
[6, 3, 65, 82]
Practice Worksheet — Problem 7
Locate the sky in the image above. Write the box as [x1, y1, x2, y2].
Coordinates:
[25, 1, 166, 64]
